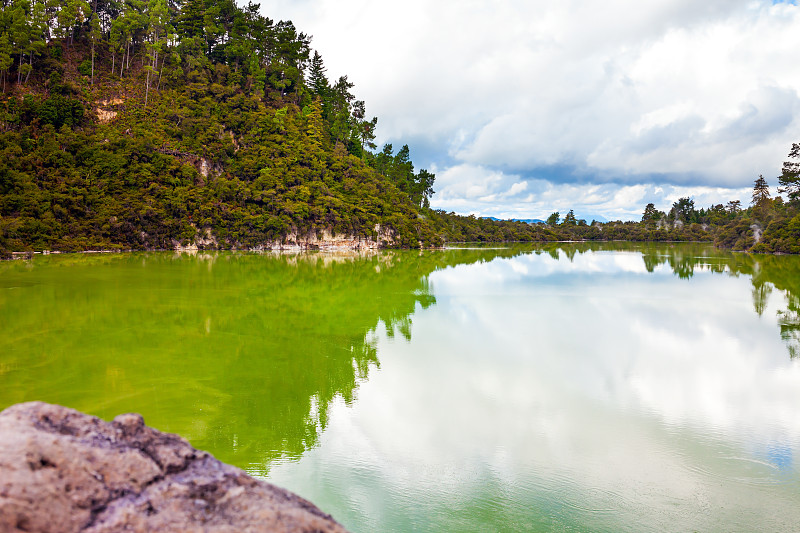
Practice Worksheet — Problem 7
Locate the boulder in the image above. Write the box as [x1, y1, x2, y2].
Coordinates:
[0, 402, 348, 532]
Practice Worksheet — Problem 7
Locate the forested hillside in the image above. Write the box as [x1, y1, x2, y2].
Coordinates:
[0, 0, 443, 255]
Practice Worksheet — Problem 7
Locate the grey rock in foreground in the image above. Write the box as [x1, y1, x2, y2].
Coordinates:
[0, 402, 348, 533]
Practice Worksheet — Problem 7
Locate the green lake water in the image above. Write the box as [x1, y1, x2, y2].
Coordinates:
[2, 243, 800, 531]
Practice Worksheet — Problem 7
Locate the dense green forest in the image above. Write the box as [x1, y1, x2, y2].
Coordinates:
[0, 0, 444, 255]
[0, 0, 798, 257]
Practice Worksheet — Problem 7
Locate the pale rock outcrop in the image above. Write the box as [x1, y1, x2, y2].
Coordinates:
[0, 402, 348, 533]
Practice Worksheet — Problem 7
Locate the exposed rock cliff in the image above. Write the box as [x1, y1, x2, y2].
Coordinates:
[0, 402, 347, 533]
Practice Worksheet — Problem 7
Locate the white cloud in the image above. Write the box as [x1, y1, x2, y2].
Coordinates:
[259, 0, 800, 218]
[429, 163, 755, 219]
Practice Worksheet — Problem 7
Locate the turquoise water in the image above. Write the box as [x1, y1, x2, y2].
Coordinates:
[2, 244, 800, 531]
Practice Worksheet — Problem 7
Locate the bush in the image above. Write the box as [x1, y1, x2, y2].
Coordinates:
[78, 60, 92, 77]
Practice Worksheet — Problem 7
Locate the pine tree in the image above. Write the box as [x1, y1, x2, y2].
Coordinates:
[308, 50, 328, 96]
[176, 0, 205, 39]
[641, 203, 663, 225]
[144, 0, 169, 106]
[752, 175, 771, 206]
[89, 9, 101, 85]
[9, 2, 30, 85]
[0, 33, 12, 93]
[725, 200, 741, 214]
[778, 143, 800, 203]
[56, 0, 90, 47]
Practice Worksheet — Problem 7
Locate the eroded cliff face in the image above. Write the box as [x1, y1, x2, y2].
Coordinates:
[0, 402, 348, 533]
[171, 224, 397, 253]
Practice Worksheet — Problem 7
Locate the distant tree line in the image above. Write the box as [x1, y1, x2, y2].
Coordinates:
[424, 143, 800, 253]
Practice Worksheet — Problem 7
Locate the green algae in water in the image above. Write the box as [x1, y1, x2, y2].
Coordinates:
[3, 244, 800, 532]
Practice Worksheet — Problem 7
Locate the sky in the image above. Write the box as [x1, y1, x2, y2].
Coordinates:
[259, 0, 800, 221]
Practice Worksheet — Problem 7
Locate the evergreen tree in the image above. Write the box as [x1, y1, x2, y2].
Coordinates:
[670, 197, 695, 223]
[56, 0, 90, 46]
[176, 0, 205, 39]
[752, 175, 771, 206]
[778, 143, 800, 203]
[726, 200, 741, 214]
[144, 0, 169, 106]
[414, 169, 435, 209]
[328, 75, 354, 144]
[89, 9, 101, 85]
[9, 1, 30, 84]
[392, 144, 414, 192]
[0, 33, 12, 93]
[641, 202, 664, 225]
[308, 50, 328, 96]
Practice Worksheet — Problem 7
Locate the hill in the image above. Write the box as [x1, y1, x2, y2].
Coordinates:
[0, 0, 445, 254]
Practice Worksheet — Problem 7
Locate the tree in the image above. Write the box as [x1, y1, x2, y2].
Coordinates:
[670, 197, 695, 223]
[373, 143, 394, 176]
[0, 33, 12, 93]
[778, 143, 800, 202]
[176, 0, 205, 39]
[358, 115, 377, 155]
[56, 0, 90, 47]
[726, 200, 741, 214]
[752, 174, 772, 221]
[546, 212, 560, 226]
[144, 0, 170, 107]
[328, 75, 355, 145]
[752, 175, 771, 207]
[562, 209, 577, 225]
[88, 9, 101, 86]
[641, 203, 664, 225]
[350, 99, 376, 156]
[110, 2, 146, 78]
[412, 169, 435, 209]
[391, 144, 414, 192]
[24, 0, 53, 83]
[307, 50, 328, 96]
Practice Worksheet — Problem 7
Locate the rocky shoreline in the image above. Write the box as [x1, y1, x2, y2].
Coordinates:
[0, 402, 348, 532]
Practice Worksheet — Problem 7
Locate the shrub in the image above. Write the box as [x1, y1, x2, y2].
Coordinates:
[78, 60, 92, 77]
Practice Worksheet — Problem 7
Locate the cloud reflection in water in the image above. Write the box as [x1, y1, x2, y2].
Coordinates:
[268, 247, 800, 532]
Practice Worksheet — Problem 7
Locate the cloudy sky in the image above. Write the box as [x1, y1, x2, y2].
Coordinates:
[260, 0, 800, 221]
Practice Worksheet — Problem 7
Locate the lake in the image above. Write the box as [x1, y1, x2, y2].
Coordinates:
[2, 243, 800, 531]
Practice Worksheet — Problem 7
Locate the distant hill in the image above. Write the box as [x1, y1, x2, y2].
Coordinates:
[479, 215, 610, 224]
[479, 216, 545, 224]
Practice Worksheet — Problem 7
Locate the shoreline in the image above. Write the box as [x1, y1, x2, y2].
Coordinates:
[4, 238, 753, 262]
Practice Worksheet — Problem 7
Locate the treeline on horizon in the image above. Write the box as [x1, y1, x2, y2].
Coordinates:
[0, 0, 799, 257]
[426, 155, 800, 254]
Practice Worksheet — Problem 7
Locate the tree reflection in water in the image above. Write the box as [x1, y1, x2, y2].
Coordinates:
[1, 243, 799, 478]
[541, 242, 800, 359]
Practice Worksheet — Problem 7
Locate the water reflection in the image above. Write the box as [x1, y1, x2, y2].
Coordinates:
[0, 248, 521, 471]
[266, 244, 800, 532]
[526, 242, 800, 359]
[4, 244, 800, 531]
